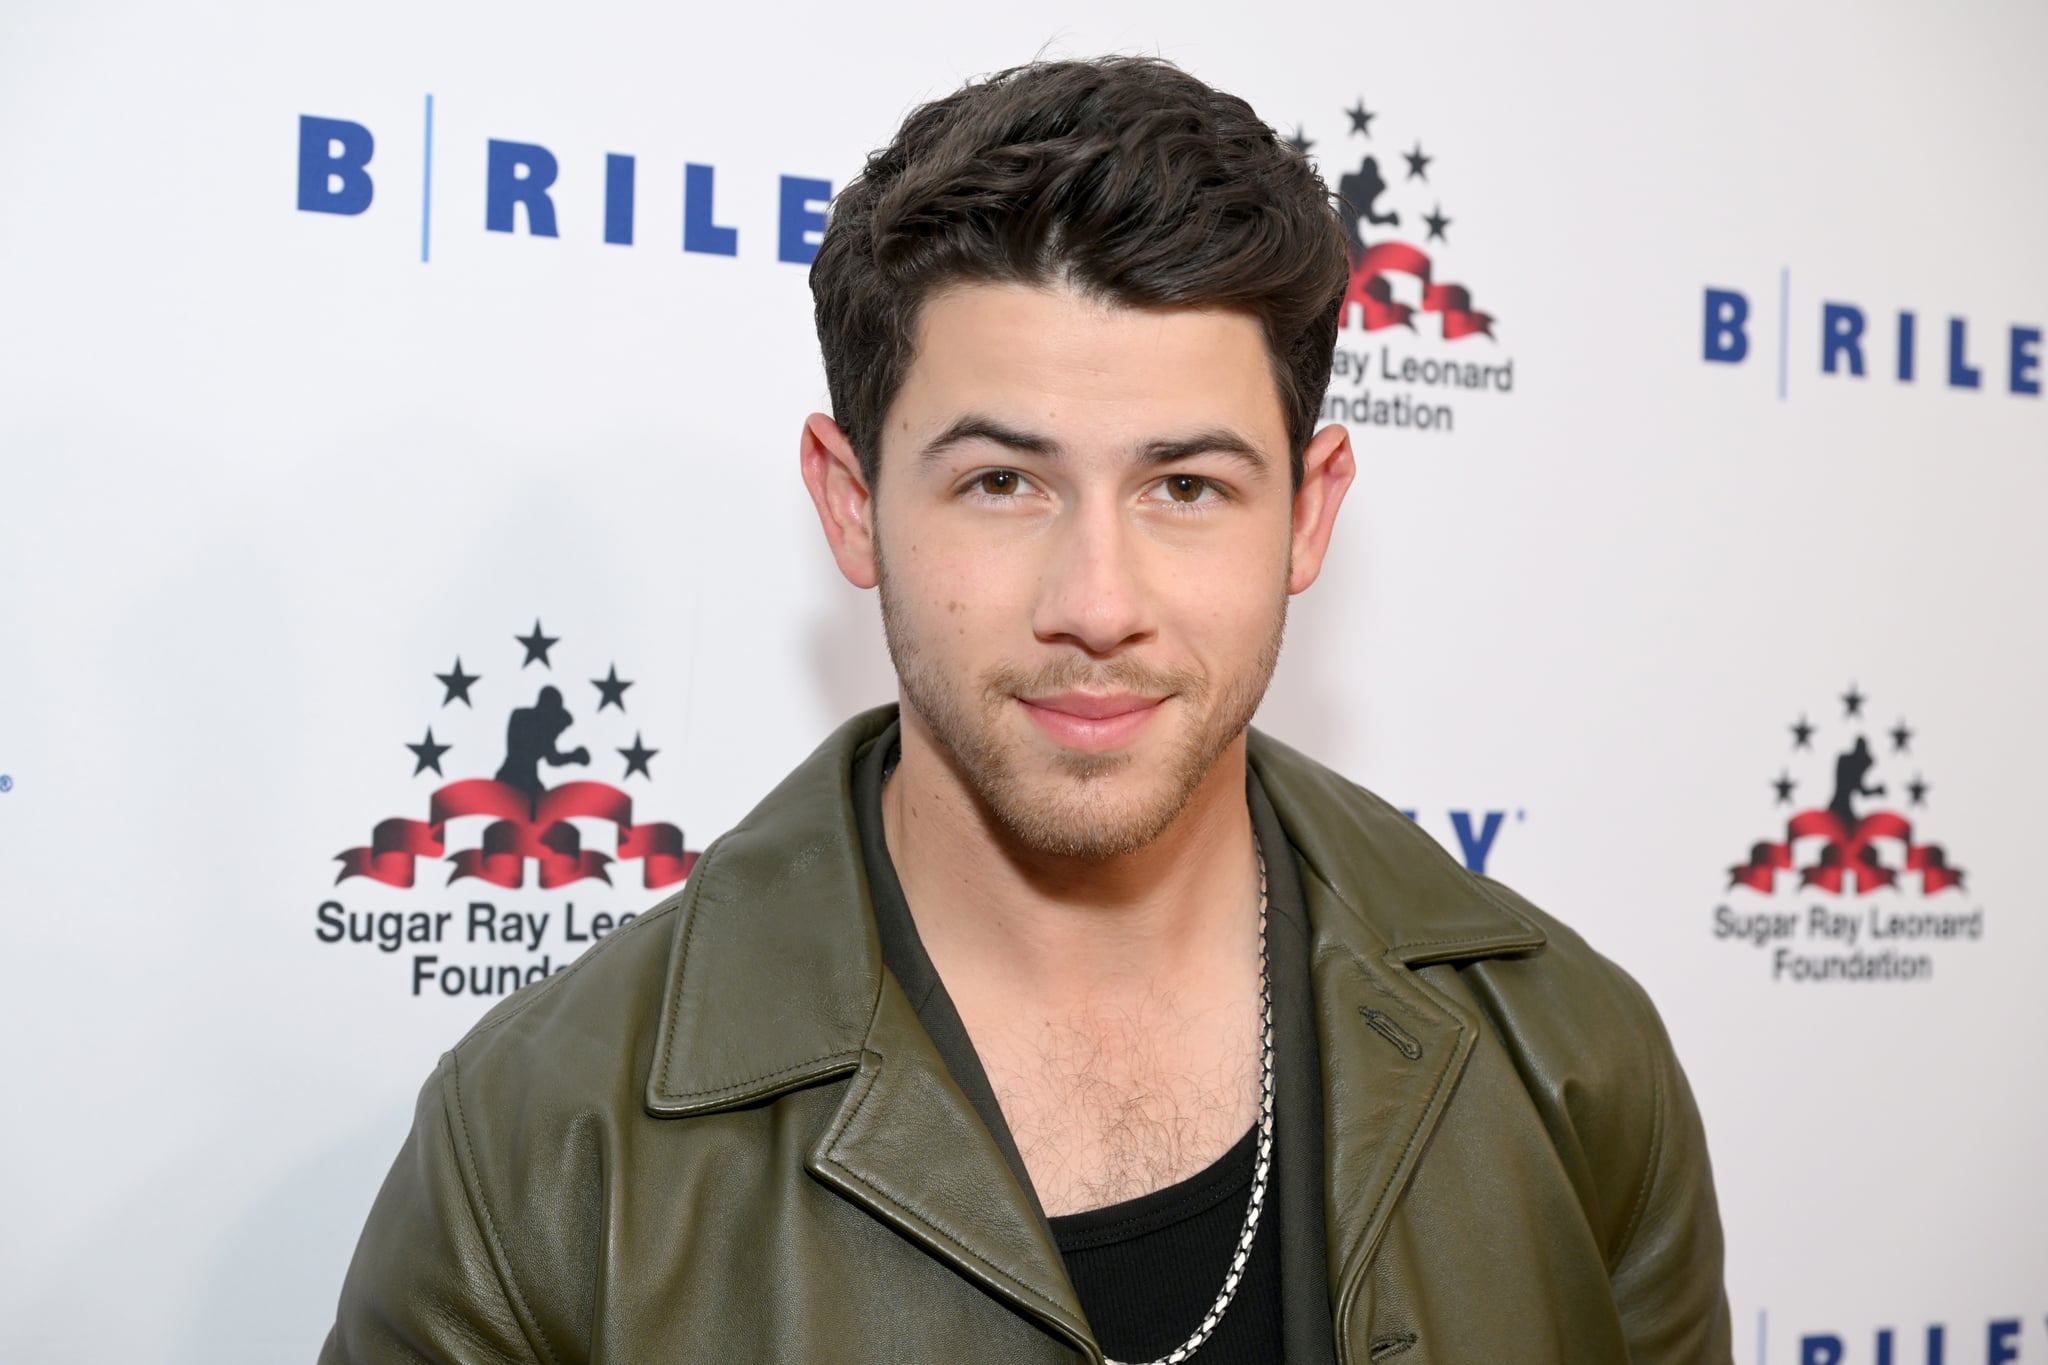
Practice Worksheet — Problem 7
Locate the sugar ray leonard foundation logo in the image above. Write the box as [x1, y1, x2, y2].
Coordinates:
[1293, 97, 1515, 435]
[1711, 683, 1984, 983]
[314, 620, 699, 998]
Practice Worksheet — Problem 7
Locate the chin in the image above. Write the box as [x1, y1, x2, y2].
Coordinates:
[981, 735, 1212, 861]
[992, 793, 1181, 861]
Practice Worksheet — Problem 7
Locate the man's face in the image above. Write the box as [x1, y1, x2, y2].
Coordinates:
[868, 282, 1302, 860]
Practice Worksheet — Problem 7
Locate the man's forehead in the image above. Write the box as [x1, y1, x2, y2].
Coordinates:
[909, 279, 1266, 357]
[889, 282, 1289, 457]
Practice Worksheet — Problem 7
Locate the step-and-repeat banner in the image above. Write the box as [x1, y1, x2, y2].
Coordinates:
[3, 2, 2042, 1360]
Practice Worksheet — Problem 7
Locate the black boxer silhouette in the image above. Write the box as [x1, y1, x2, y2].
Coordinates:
[1826, 736, 1886, 828]
[1819, 736, 1890, 877]
[1338, 154, 1401, 260]
[495, 685, 590, 818]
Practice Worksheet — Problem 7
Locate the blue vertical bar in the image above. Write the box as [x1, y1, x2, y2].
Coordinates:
[604, 153, 635, 245]
[1776, 267, 1789, 401]
[1757, 1308, 1768, 1365]
[420, 93, 435, 263]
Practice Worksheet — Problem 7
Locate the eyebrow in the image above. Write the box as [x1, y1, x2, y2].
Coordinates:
[916, 414, 1271, 474]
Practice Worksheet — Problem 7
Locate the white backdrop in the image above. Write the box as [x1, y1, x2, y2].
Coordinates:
[2, 2, 2043, 1360]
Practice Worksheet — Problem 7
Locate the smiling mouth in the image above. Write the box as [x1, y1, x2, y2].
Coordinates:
[1015, 691, 1168, 752]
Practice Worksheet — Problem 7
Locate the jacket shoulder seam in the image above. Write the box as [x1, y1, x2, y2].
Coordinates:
[446, 1054, 560, 1365]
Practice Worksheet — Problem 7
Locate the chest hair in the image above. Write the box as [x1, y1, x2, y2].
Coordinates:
[975, 986, 1261, 1217]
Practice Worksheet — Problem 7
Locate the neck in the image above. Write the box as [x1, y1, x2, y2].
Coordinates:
[879, 703, 1260, 1017]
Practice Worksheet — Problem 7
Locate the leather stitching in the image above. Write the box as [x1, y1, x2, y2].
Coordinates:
[448, 1055, 559, 1365]
[665, 1052, 863, 1101]
[1398, 870, 1545, 950]
[655, 822, 877, 1101]
[654, 834, 869, 1100]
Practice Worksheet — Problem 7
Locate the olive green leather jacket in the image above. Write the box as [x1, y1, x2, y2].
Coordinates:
[322, 707, 1731, 1363]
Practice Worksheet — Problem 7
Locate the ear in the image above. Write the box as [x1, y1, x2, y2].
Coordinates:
[1286, 422, 1356, 595]
[800, 412, 879, 590]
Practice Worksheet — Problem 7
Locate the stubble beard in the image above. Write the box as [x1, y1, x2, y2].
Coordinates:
[877, 555, 1288, 862]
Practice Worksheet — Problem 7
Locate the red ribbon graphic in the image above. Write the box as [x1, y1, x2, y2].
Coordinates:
[1343, 243, 1495, 339]
[335, 779, 694, 890]
[1728, 809, 1964, 895]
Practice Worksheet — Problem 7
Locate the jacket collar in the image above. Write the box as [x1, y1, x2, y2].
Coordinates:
[646, 705, 1545, 1361]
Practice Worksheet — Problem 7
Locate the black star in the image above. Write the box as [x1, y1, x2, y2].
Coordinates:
[1890, 719, 1913, 753]
[1842, 683, 1865, 718]
[516, 619, 559, 669]
[592, 664, 633, 713]
[1404, 142, 1432, 181]
[435, 657, 480, 707]
[618, 732, 658, 781]
[406, 728, 451, 777]
[1773, 771, 1796, 805]
[1346, 99, 1376, 137]
[1423, 205, 1452, 243]
[1284, 125, 1313, 156]
[1906, 775, 1929, 807]
[1790, 715, 1815, 749]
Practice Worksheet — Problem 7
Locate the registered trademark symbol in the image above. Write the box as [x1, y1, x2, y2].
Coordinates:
[0, 774, 13, 793]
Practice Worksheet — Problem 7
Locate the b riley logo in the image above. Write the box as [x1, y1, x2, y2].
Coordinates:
[1712, 683, 1984, 983]
[314, 620, 697, 998]
[1292, 97, 1514, 435]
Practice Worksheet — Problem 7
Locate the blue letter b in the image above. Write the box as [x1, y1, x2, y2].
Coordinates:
[1798, 1336, 1843, 1365]
[297, 116, 374, 215]
[1703, 288, 1749, 363]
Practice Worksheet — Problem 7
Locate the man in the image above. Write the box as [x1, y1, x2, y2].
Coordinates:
[323, 56, 1730, 1364]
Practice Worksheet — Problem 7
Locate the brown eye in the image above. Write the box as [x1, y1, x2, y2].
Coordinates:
[976, 470, 1021, 496]
[1166, 474, 1208, 503]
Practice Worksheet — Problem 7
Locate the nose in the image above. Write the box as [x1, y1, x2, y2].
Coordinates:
[1030, 495, 1154, 656]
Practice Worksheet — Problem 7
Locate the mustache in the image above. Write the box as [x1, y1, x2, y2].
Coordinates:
[982, 655, 1206, 702]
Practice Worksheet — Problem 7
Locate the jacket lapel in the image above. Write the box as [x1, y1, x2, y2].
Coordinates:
[646, 707, 1093, 1358]
[1302, 894, 1484, 1351]
[808, 978, 1097, 1359]
[1248, 731, 1547, 1362]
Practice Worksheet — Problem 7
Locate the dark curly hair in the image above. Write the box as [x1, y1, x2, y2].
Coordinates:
[809, 56, 1350, 490]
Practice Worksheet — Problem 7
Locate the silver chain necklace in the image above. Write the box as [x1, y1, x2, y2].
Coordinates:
[1104, 839, 1273, 1365]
